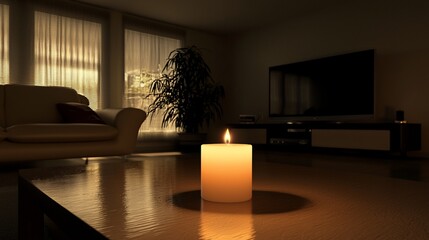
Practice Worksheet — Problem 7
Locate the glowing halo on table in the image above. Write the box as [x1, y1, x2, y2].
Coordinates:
[201, 129, 252, 203]
[199, 200, 254, 239]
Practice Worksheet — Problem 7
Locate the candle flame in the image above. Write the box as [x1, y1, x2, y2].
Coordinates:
[224, 129, 231, 144]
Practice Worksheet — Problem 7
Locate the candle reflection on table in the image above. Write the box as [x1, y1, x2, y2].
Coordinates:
[199, 200, 255, 240]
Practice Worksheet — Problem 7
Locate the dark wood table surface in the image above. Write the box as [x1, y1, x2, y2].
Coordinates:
[18, 154, 429, 239]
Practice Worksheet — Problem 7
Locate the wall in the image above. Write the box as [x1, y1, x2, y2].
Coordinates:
[225, 0, 429, 156]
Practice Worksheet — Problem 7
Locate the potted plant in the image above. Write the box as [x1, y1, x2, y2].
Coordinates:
[147, 46, 225, 148]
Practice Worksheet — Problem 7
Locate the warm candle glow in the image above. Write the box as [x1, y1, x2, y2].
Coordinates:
[201, 129, 252, 203]
[199, 201, 255, 239]
[224, 129, 231, 144]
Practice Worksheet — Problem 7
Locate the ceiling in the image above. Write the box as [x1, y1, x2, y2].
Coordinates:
[75, 0, 342, 34]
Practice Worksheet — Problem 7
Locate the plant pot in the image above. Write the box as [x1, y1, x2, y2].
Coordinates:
[178, 132, 207, 153]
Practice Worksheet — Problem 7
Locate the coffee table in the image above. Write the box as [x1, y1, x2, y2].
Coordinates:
[18, 154, 429, 239]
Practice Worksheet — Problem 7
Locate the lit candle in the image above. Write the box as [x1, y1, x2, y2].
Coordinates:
[201, 129, 252, 202]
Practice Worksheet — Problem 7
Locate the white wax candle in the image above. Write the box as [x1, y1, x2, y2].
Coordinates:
[201, 143, 252, 202]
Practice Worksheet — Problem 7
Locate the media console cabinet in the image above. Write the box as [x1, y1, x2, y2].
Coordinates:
[228, 122, 421, 155]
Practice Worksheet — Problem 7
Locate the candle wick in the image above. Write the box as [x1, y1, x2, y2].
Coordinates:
[224, 129, 231, 144]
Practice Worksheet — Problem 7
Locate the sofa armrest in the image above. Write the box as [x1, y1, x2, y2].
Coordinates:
[95, 107, 147, 154]
[96, 108, 147, 129]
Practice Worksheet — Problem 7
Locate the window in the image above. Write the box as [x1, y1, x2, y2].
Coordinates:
[0, 4, 9, 84]
[34, 11, 102, 109]
[124, 29, 182, 132]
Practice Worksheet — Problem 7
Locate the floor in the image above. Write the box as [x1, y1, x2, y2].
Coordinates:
[1, 150, 429, 239]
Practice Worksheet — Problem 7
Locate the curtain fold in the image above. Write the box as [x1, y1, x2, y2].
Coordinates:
[0, 4, 9, 84]
[34, 11, 102, 109]
[124, 29, 182, 133]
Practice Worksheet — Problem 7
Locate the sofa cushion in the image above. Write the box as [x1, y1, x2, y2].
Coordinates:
[6, 124, 118, 143]
[57, 102, 105, 124]
[4, 84, 81, 127]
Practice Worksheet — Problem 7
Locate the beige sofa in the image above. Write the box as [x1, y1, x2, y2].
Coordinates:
[0, 84, 147, 163]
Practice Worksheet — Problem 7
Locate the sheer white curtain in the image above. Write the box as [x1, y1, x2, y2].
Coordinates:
[34, 11, 102, 109]
[124, 29, 182, 132]
[0, 4, 9, 84]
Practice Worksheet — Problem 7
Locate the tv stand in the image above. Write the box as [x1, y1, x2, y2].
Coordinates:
[228, 122, 421, 156]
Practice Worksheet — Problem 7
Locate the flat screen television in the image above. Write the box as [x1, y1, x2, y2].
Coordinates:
[269, 49, 374, 122]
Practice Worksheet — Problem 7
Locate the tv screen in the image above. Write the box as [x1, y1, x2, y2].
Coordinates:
[269, 49, 374, 121]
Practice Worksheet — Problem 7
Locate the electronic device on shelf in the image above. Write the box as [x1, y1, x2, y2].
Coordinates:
[239, 114, 257, 124]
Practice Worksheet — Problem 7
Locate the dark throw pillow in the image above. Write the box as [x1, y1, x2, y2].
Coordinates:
[57, 102, 105, 124]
